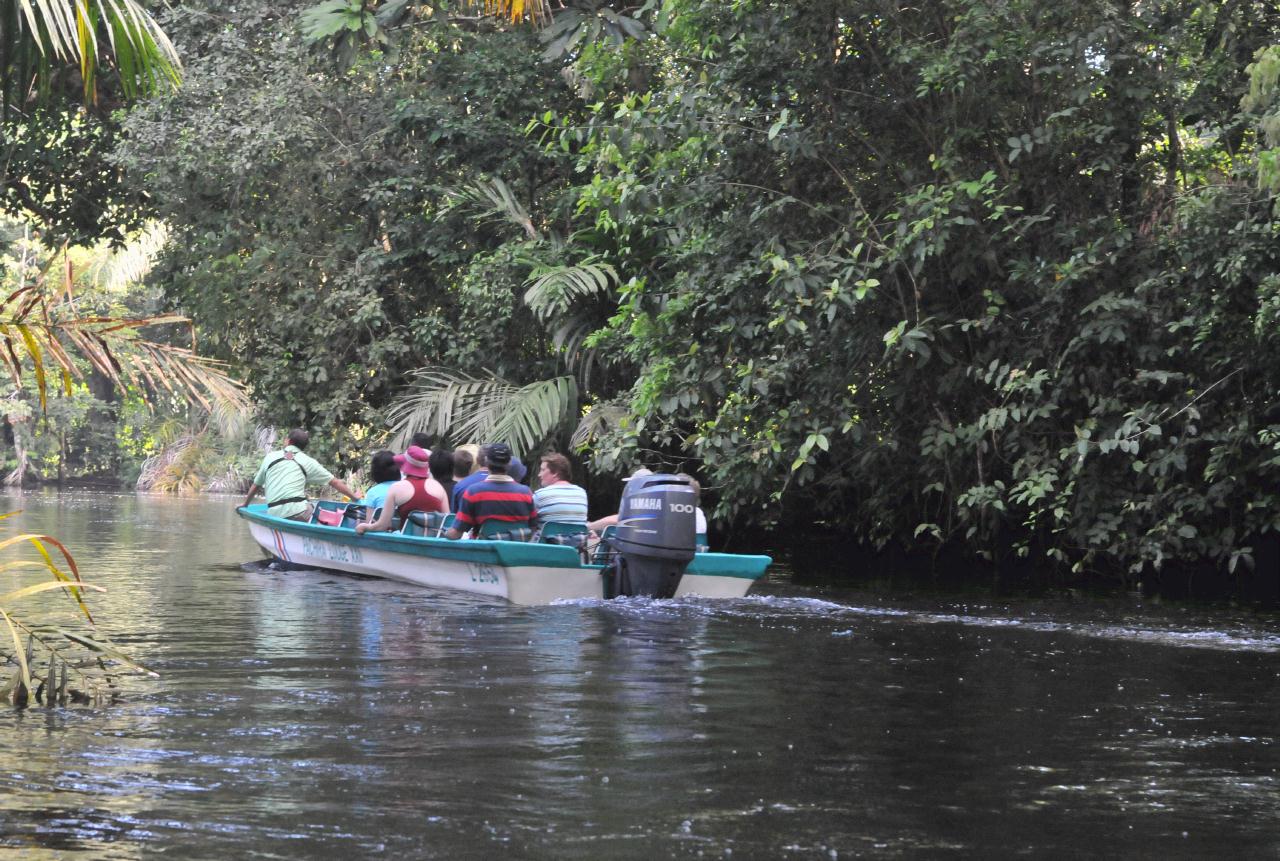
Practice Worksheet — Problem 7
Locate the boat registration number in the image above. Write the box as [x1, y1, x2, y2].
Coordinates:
[301, 536, 364, 564]
[468, 562, 499, 585]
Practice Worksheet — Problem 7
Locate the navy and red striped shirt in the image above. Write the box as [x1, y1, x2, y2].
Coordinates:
[455, 477, 537, 532]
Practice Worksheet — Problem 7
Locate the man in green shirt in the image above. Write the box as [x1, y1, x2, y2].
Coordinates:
[240, 428, 360, 521]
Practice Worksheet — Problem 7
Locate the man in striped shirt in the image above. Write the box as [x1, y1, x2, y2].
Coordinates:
[532, 453, 588, 526]
[445, 443, 537, 539]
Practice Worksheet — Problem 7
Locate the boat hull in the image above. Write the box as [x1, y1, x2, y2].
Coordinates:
[238, 505, 769, 605]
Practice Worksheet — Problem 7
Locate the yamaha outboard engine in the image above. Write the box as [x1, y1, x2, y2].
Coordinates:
[605, 473, 696, 598]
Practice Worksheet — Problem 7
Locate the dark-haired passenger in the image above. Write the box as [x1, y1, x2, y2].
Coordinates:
[361, 450, 401, 513]
[533, 453, 587, 527]
[411, 432, 435, 453]
[430, 447, 456, 503]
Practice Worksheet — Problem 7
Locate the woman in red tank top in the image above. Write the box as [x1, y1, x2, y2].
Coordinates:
[397, 475, 446, 519]
[355, 445, 449, 534]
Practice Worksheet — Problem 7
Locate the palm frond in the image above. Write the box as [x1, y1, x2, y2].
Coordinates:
[0, 255, 250, 419]
[386, 367, 578, 455]
[85, 222, 169, 292]
[523, 259, 617, 319]
[570, 399, 628, 451]
[441, 178, 540, 240]
[0, 0, 181, 116]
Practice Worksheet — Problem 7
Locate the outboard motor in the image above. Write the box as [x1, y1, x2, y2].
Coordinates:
[605, 473, 696, 598]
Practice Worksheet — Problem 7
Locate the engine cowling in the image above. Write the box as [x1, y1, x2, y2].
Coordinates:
[607, 473, 697, 598]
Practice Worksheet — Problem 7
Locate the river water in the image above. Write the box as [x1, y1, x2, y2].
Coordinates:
[0, 490, 1277, 858]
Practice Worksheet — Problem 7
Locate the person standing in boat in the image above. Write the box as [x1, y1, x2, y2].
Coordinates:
[533, 453, 588, 526]
[355, 445, 449, 535]
[240, 428, 360, 521]
[445, 443, 537, 540]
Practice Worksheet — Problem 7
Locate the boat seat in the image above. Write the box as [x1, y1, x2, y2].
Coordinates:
[402, 510, 448, 537]
[538, 521, 589, 545]
[339, 504, 370, 529]
[696, 532, 709, 553]
[311, 499, 346, 526]
[478, 519, 533, 542]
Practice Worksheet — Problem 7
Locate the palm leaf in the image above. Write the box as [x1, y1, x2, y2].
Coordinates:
[523, 259, 617, 319]
[0, 532, 91, 622]
[442, 178, 540, 240]
[386, 368, 578, 455]
[570, 399, 628, 451]
[0, 0, 181, 116]
[86, 222, 169, 291]
[0, 579, 104, 605]
[0, 609, 32, 701]
[0, 253, 250, 420]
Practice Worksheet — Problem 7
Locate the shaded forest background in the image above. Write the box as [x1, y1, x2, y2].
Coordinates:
[8, 0, 1280, 596]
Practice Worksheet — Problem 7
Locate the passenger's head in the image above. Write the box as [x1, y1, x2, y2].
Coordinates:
[540, 453, 571, 484]
[370, 450, 399, 484]
[287, 428, 310, 450]
[486, 442, 513, 476]
[452, 449, 474, 479]
[509, 455, 527, 483]
[411, 432, 435, 452]
[429, 447, 454, 483]
[396, 445, 431, 478]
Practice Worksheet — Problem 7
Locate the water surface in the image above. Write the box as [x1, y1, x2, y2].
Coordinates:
[1, 491, 1277, 858]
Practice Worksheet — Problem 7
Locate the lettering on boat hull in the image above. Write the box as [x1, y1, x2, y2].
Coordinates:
[468, 562, 499, 585]
[300, 536, 364, 565]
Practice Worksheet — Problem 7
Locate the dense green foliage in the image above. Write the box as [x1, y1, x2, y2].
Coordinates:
[0, 0, 180, 245]
[116, 0, 1280, 588]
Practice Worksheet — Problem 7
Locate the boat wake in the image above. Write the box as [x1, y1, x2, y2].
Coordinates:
[560, 593, 1280, 654]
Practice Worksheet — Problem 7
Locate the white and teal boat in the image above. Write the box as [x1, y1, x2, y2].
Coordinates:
[237, 502, 771, 605]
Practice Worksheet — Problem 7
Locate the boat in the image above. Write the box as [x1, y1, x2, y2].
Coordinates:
[236, 502, 772, 605]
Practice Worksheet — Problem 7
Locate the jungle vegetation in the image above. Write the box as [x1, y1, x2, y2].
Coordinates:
[8, 0, 1280, 594]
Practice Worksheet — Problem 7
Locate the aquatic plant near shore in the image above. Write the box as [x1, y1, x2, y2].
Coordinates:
[0, 512, 155, 707]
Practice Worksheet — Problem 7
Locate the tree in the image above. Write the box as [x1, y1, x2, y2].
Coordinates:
[122, 0, 1280, 591]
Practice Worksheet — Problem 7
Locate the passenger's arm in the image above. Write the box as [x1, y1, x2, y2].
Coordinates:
[356, 484, 403, 534]
[241, 483, 261, 508]
[587, 513, 618, 532]
[328, 476, 361, 501]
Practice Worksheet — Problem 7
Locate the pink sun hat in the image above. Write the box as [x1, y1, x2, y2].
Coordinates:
[393, 445, 431, 478]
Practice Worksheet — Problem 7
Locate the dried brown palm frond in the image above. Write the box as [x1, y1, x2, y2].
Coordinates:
[206, 464, 250, 495]
[136, 433, 202, 493]
[0, 248, 248, 418]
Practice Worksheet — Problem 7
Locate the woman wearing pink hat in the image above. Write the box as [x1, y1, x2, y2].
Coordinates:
[355, 445, 449, 534]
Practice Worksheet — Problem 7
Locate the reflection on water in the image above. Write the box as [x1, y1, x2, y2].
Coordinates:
[0, 489, 1278, 858]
